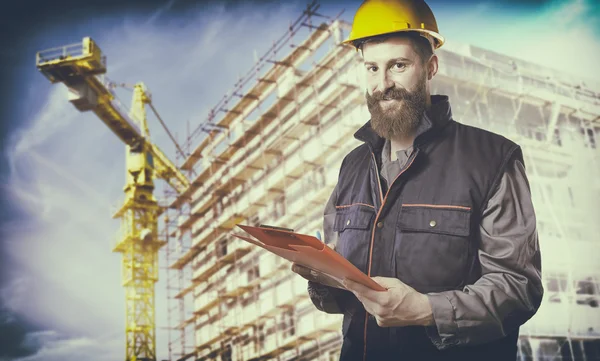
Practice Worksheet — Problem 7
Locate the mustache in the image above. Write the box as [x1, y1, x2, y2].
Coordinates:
[368, 87, 411, 102]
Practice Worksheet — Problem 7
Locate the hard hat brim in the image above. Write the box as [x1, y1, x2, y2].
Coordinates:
[342, 28, 445, 50]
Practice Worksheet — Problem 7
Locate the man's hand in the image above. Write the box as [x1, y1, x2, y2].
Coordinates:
[343, 276, 435, 327]
[291, 263, 347, 289]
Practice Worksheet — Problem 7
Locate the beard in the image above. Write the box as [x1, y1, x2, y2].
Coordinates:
[366, 76, 427, 140]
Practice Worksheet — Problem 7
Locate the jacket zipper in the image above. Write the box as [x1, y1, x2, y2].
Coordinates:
[363, 149, 418, 361]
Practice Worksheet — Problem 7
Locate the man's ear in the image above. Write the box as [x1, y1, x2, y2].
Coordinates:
[427, 54, 439, 80]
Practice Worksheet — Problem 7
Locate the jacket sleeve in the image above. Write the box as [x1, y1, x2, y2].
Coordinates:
[308, 182, 358, 314]
[425, 157, 544, 349]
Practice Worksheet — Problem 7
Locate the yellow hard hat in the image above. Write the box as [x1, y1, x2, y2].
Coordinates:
[343, 0, 445, 50]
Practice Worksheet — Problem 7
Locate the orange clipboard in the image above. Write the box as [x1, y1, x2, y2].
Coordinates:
[233, 224, 385, 292]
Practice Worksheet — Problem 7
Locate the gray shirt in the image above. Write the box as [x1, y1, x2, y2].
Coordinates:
[312, 138, 543, 349]
[380, 138, 414, 187]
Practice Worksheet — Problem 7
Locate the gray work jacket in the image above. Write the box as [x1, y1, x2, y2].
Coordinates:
[308, 95, 543, 361]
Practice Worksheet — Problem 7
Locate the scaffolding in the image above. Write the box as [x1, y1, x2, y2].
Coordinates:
[164, 3, 600, 361]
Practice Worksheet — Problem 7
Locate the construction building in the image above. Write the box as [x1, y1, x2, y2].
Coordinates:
[160, 4, 600, 361]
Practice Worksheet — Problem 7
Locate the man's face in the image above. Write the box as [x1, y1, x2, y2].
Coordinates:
[363, 36, 429, 140]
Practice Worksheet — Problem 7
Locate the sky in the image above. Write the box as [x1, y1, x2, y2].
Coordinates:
[0, 0, 598, 360]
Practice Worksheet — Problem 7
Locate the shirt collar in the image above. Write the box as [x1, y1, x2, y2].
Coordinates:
[382, 138, 414, 164]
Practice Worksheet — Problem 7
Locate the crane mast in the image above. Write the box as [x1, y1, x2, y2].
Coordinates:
[36, 37, 189, 361]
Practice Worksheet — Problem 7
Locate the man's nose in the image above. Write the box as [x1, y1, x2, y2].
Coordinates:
[374, 71, 394, 93]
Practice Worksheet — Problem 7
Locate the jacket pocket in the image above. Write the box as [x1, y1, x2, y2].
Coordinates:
[396, 205, 471, 290]
[334, 206, 375, 274]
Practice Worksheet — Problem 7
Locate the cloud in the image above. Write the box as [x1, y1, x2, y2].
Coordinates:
[0, 279, 42, 360]
[0, 277, 30, 313]
[519, 0, 600, 83]
[551, 0, 598, 29]
[145, 0, 178, 26]
[10, 331, 121, 361]
[437, 0, 600, 84]
[11, 87, 76, 157]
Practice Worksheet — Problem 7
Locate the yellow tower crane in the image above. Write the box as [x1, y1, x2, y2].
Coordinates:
[35, 37, 189, 361]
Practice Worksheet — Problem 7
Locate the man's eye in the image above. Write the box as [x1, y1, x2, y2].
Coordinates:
[392, 63, 406, 70]
[367, 66, 378, 72]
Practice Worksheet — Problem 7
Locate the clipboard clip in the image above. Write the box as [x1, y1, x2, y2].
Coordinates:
[259, 224, 294, 232]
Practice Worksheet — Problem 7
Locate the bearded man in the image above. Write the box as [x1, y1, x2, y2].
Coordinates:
[292, 1, 544, 360]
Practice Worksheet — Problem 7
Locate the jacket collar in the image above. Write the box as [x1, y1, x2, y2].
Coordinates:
[354, 94, 453, 152]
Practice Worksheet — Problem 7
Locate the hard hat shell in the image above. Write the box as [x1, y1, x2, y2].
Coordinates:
[343, 0, 445, 50]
